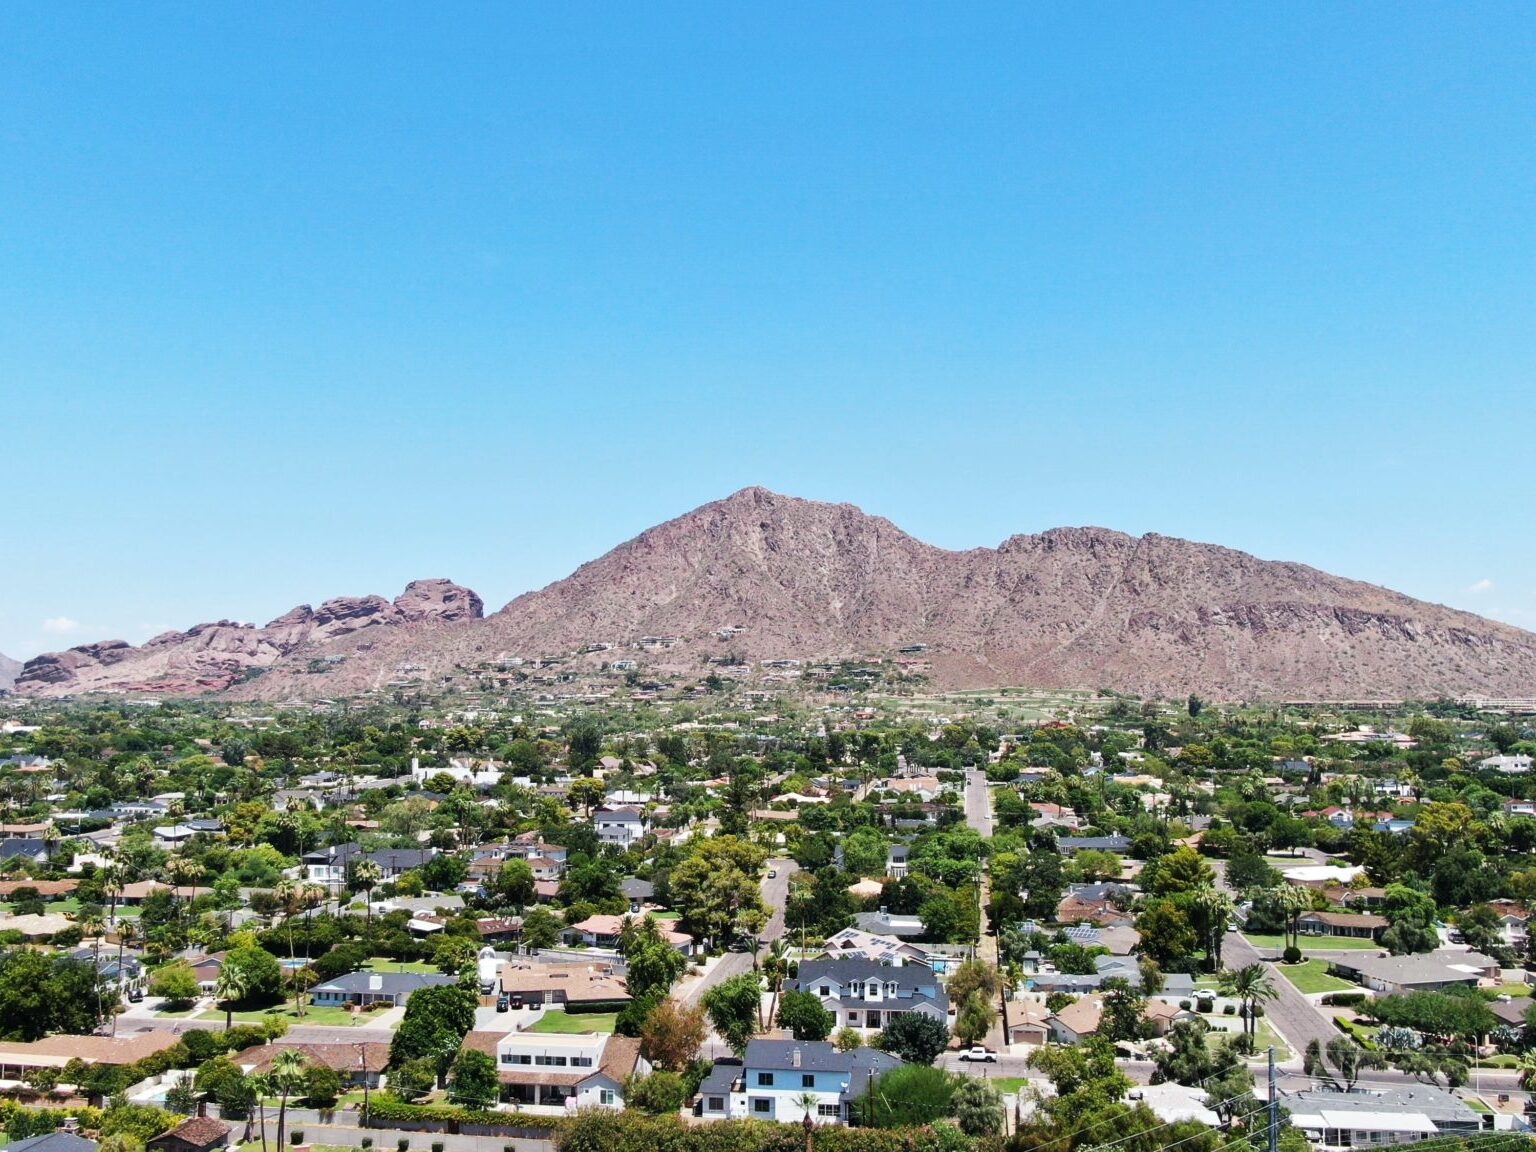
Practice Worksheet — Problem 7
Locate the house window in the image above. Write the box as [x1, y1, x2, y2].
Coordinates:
[707, 1097, 724, 1111]
[757, 1072, 774, 1086]
[818, 1104, 840, 1118]
[819, 986, 831, 996]
[571, 1057, 593, 1067]
[801, 1074, 814, 1088]
[599, 1089, 615, 1106]
[753, 1099, 771, 1114]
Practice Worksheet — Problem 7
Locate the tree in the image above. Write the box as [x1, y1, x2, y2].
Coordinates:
[1136, 899, 1199, 967]
[1325, 1037, 1383, 1092]
[1146, 846, 1215, 897]
[841, 828, 888, 878]
[568, 777, 607, 818]
[777, 990, 834, 1041]
[622, 917, 687, 1002]
[1100, 977, 1147, 1042]
[389, 983, 478, 1082]
[1219, 963, 1277, 1040]
[448, 1048, 499, 1108]
[953, 993, 995, 1047]
[832, 1026, 864, 1052]
[390, 1058, 434, 1104]
[493, 858, 536, 908]
[626, 1071, 690, 1115]
[432, 936, 478, 976]
[952, 1076, 1004, 1136]
[302, 1064, 343, 1108]
[224, 944, 285, 1006]
[520, 907, 562, 952]
[149, 963, 199, 1008]
[639, 999, 707, 1072]
[876, 1011, 949, 1065]
[864, 1064, 956, 1128]
[268, 1049, 308, 1152]
[350, 858, 383, 928]
[702, 972, 762, 1055]
[213, 962, 250, 1031]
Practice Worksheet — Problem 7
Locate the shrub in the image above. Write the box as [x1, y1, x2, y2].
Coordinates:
[1282, 946, 1303, 964]
[290, 1132, 303, 1146]
[361, 1141, 373, 1150]
[1223, 1004, 1236, 1015]
[431, 1143, 444, 1152]
[397, 1141, 409, 1152]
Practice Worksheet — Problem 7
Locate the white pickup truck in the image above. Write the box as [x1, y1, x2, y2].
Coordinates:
[958, 1046, 997, 1063]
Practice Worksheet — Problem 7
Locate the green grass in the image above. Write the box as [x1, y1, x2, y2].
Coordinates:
[362, 956, 439, 974]
[1277, 959, 1355, 995]
[1242, 933, 1381, 952]
[525, 1010, 616, 1034]
[197, 1004, 368, 1027]
[1486, 982, 1532, 999]
[1465, 1098, 1493, 1114]
[990, 1077, 1028, 1095]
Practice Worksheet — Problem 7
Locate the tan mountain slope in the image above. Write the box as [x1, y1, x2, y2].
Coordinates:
[16, 488, 1536, 700]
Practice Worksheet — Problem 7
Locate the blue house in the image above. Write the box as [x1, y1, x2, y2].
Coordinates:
[695, 1039, 901, 1125]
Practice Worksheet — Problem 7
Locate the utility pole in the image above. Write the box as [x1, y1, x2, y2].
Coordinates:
[1267, 1046, 1278, 1152]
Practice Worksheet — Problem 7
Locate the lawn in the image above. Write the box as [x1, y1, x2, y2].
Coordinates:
[197, 1004, 367, 1027]
[525, 1010, 617, 1034]
[1277, 960, 1355, 995]
[1242, 933, 1380, 952]
[1202, 1018, 1291, 1061]
[989, 1077, 1028, 1095]
[362, 956, 440, 975]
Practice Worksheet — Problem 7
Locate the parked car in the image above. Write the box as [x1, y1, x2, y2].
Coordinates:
[959, 1046, 997, 1062]
[767, 869, 777, 878]
[496, 994, 510, 1012]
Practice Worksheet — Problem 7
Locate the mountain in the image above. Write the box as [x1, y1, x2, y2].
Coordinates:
[16, 488, 1536, 700]
[14, 579, 482, 697]
[0, 652, 19, 693]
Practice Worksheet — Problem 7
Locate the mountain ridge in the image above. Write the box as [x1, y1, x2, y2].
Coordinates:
[12, 487, 1536, 700]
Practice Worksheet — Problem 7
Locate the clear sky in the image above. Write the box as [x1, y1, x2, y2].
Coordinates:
[2, 5, 1533, 661]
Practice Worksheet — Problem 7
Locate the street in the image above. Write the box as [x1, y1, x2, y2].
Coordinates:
[965, 768, 994, 838]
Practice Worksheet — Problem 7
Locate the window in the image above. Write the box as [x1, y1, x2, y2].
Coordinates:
[801, 1074, 815, 1088]
[819, 985, 830, 996]
[757, 1072, 774, 1086]
[818, 1104, 840, 1118]
[501, 1054, 532, 1065]
[753, 1099, 771, 1114]
[707, 1097, 724, 1112]
[571, 1057, 593, 1067]
[599, 1089, 615, 1106]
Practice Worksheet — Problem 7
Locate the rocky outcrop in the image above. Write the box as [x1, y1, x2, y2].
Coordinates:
[13, 490, 1536, 700]
[15, 580, 482, 697]
[0, 652, 21, 693]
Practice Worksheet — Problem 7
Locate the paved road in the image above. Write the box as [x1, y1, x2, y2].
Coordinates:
[1223, 930, 1334, 1064]
[761, 857, 798, 944]
[965, 768, 994, 838]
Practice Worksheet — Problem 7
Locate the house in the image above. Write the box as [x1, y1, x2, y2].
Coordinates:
[0, 913, 73, 940]
[592, 806, 650, 848]
[309, 970, 456, 1009]
[1056, 835, 1132, 854]
[850, 909, 925, 939]
[69, 948, 147, 995]
[119, 881, 213, 905]
[462, 1029, 643, 1111]
[885, 844, 910, 878]
[1005, 998, 1053, 1046]
[1488, 901, 1531, 946]
[819, 927, 936, 969]
[792, 958, 949, 1033]
[1481, 754, 1533, 775]
[237, 1041, 391, 1087]
[1283, 1084, 1483, 1149]
[562, 914, 693, 954]
[1141, 999, 1199, 1036]
[147, 1116, 231, 1152]
[497, 962, 631, 1008]
[302, 844, 438, 891]
[0, 1031, 179, 1081]
[1326, 952, 1500, 995]
[1295, 911, 1388, 941]
[1047, 995, 1104, 1043]
[0, 840, 49, 864]
[695, 1039, 901, 1125]
[1503, 799, 1536, 818]
[619, 878, 654, 913]
[1055, 894, 1134, 928]
[1, 1136, 98, 1152]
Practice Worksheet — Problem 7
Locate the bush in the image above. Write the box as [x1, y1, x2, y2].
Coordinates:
[431, 1143, 444, 1152]
[1323, 992, 1367, 1007]
[1223, 1004, 1236, 1015]
[1282, 946, 1302, 964]
[863, 1064, 956, 1128]
[290, 1132, 303, 1146]
[361, 1141, 372, 1150]
[398, 1141, 409, 1152]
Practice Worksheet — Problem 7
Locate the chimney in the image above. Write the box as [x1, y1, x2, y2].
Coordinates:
[791, 1047, 801, 1068]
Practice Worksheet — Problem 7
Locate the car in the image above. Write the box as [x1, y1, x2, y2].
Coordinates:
[509, 994, 523, 1009]
[767, 869, 777, 879]
[495, 995, 510, 1012]
[127, 989, 143, 1003]
[958, 1046, 996, 1063]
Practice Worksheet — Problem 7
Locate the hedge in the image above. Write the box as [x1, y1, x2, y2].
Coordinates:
[556, 1111, 1002, 1152]
[362, 1099, 563, 1136]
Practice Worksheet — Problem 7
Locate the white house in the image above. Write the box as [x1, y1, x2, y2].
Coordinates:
[480, 1030, 643, 1111]
[792, 958, 949, 1033]
[592, 806, 649, 848]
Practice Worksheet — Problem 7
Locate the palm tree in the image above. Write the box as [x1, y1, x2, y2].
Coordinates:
[250, 1072, 273, 1152]
[269, 1049, 308, 1152]
[110, 919, 139, 1037]
[101, 863, 125, 926]
[214, 962, 250, 1031]
[81, 912, 105, 1029]
[1191, 887, 1235, 973]
[761, 938, 789, 1029]
[1277, 886, 1313, 954]
[1219, 963, 1277, 1039]
[273, 879, 305, 1012]
[350, 859, 382, 930]
[796, 1091, 821, 1152]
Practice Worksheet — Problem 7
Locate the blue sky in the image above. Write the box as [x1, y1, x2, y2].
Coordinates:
[2, 5, 1533, 660]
